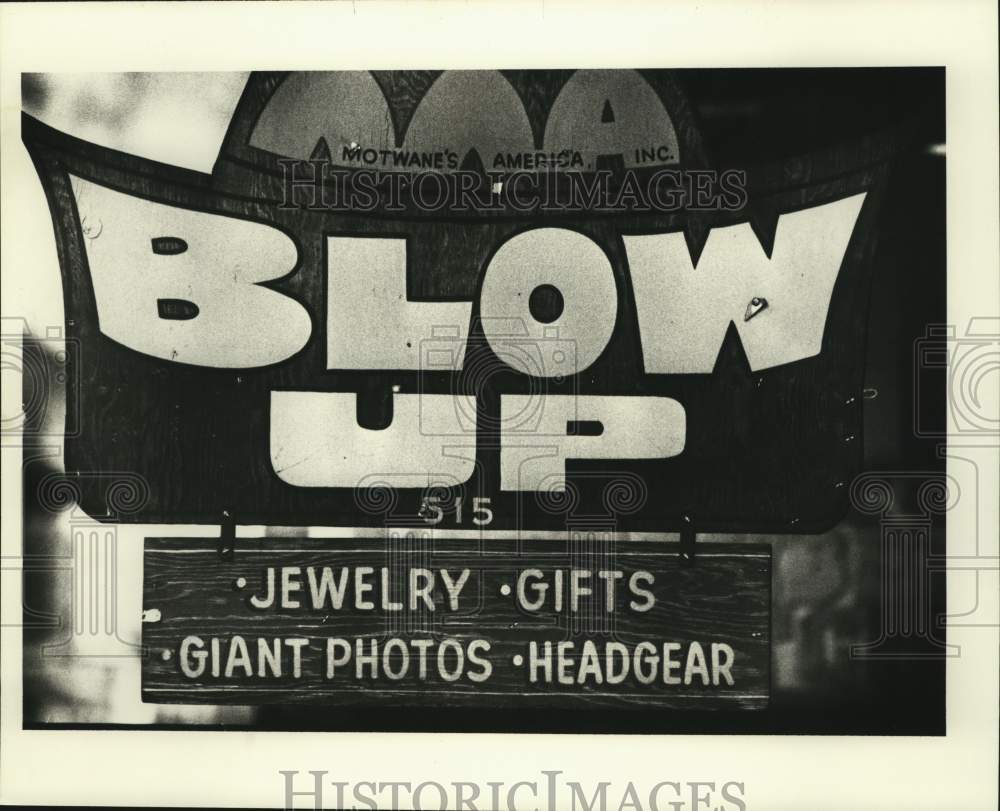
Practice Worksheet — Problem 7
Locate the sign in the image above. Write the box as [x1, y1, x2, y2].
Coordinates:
[142, 537, 770, 708]
[22, 69, 892, 533]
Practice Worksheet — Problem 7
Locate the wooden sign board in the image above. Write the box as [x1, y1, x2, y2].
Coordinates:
[142, 538, 770, 709]
[22, 68, 892, 534]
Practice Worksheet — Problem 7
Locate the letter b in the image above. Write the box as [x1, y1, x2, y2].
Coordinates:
[71, 175, 309, 368]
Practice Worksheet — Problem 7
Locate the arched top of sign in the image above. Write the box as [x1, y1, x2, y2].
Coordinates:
[544, 69, 681, 170]
[234, 69, 694, 175]
[249, 71, 396, 163]
[403, 71, 534, 173]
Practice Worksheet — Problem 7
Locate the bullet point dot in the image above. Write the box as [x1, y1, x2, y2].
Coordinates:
[512, 654, 524, 666]
[235, 577, 247, 589]
[161, 649, 172, 661]
[499, 583, 511, 596]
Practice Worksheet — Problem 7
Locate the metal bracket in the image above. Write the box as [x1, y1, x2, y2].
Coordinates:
[680, 514, 697, 565]
[218, 509, 236, 560]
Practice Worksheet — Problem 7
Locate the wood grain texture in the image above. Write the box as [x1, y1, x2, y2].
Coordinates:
[142, 537, 770, 709]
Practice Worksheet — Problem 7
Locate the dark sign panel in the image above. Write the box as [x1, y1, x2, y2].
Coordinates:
[22, 69, 890, 533]
[142, 537, 770, 708]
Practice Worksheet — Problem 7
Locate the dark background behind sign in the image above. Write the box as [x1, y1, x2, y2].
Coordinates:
[20, 68, 946, 734]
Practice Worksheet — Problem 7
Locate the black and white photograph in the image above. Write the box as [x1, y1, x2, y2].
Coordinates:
[1, 2, 997, 809]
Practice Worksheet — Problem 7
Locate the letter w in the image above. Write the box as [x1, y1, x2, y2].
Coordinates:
[624, 193, 866, 373]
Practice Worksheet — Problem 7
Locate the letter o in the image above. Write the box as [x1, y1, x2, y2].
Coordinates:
[382, 638, 410, 680]
[437, 639, 465, 682]
[479, 228, 617, 377]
